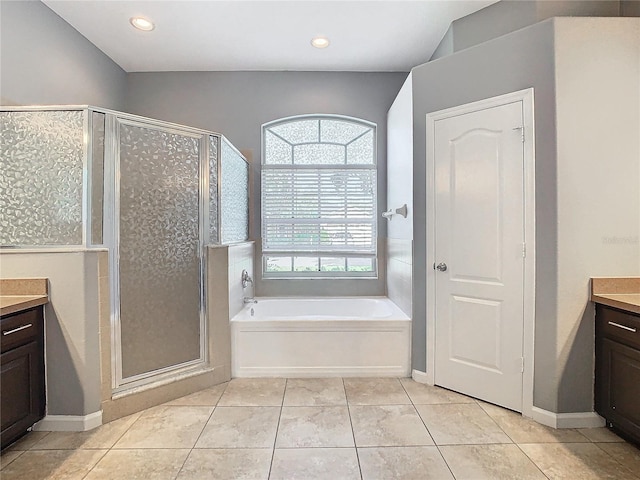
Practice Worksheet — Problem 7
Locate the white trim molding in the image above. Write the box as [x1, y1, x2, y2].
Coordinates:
[234, 366, 408, 378]
[529, 407, 605, 429]
[411, 369, 429, 384]
[33, 411, 103, 432]
[425, 88, 536, 418]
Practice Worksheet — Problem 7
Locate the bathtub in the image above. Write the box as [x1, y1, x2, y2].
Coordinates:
[230, 297, 411, 377]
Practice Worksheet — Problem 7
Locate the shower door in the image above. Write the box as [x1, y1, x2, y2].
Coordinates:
[111, 117, 206, 389]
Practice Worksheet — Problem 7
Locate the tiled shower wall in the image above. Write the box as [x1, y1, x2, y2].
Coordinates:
[227, 242, 255, 318]
[387, 238, 413, 316]
[385, 73, 413, 318]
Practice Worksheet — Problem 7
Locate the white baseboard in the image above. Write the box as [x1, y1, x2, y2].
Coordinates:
[529, 406, 605, 429]
[234, 366, 409, 378]
[33, 411, 103, 432]
[411, 369, 430, 384]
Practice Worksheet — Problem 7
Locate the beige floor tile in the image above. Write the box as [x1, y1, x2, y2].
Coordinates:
[416, 403, 512, 445]
[0, 449, 107, 480]
[350, 404, 434, 447]
[176, 449, 272, 480]
[358, 446, 454, 480]
[578, 427, 625, 443]
[400, 379, 476, 405]
[113, 406, 213, 449]
[195, 406, 280, 448]
[270, 448, 360, 480]
[30, 412, 142, 450]
[344, 378, 411, 405]
[440, 444, 547, 480]
[283, 378, 347, 406]
[520, 442, 640, 480]
[217, 378, 286, 406]
[0, 450, 23, 470]
[477, 401, 589, 444]
[84, 449, 190, 479]
[276, 406, 354, 448]
[4, 431, 50, 452]
[165, 383, 228, 406]
[596, 442, 640, 474]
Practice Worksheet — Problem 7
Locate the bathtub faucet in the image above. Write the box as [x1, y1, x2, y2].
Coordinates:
[241, 269, 253, 288]
[243, 297, 258, 304]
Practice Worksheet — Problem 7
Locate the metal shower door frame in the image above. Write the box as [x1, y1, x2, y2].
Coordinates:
[103, 110, 211, 393]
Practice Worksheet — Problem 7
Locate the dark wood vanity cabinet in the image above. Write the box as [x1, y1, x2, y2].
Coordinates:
[595, 304, 640, 444]
[1, 306, 46, 450]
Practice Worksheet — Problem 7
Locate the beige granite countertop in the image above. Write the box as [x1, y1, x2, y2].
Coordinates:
[591, 277, 640, 315]
[0, 295, 49, 316]
[0, 278, 49, 316]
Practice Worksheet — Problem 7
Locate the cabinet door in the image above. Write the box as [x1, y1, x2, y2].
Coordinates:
[1, 341, 45, 449]
[596, 338, 640, 441]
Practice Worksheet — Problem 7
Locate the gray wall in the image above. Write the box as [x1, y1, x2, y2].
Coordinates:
[431, 0, 624, 61]
[411, 19, 559, 411]
[0, 0, 126, 108]
[125, 71, 408, 296]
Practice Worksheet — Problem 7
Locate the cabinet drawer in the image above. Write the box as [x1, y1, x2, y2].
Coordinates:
[596, 305, 640, 350]
[1, 308, 42, 352]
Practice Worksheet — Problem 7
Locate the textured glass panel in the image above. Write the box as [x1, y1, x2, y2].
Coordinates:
[264, 130, 292, 164]
[346, 130, 375, 165]
[320, 119, 368, 145]
[0, 110, 84, 245]
[220, 139, 249, 244]
[209, 135, 219, 244]
[293, 143, 344, 165]
[119, 122, 201, 379]
[269, 119, 318, 145]
[91, 112, 105, 245]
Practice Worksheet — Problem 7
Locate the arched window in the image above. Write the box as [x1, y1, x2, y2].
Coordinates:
[261, 115, 377, 277]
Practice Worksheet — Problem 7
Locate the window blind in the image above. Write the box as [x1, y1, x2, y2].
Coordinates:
[262, 168, 376, 253]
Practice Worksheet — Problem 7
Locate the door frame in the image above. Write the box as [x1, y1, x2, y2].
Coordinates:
[425, 88, 536, 418]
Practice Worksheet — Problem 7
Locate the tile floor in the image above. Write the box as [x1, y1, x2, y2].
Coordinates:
[2, 377, 640, 479]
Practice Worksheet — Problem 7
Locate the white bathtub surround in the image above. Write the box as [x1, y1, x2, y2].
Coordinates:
[386, 237, 413, 317]
[227, 242, 255, 318]
[231, 297, 411, 377]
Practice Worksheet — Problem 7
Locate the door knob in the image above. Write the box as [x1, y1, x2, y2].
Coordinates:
[435, 262, 448, 272]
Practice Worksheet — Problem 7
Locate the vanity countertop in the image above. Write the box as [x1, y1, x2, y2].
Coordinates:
[591, 277, 640, 315]
[0, 278, 49, 316]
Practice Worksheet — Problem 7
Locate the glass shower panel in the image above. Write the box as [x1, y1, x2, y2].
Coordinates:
[209, 135, 219, 244]
[220, 139, 249, 243]
[0, 110, 84, 245]
[118, 121, 202, 379]
[91, 112, 105, 245]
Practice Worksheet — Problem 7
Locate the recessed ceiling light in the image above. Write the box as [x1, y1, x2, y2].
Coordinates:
[311, 36, 330, 49]
[130, 16, 155, 31]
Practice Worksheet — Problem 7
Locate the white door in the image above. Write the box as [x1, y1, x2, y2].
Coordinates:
[433, 101, 525, 411]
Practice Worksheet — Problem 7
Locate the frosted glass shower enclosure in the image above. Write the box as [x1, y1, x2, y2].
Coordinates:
[0, 106, 249, 393]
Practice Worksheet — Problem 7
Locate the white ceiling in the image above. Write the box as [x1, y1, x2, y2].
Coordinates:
[42, 0, 498, 72]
